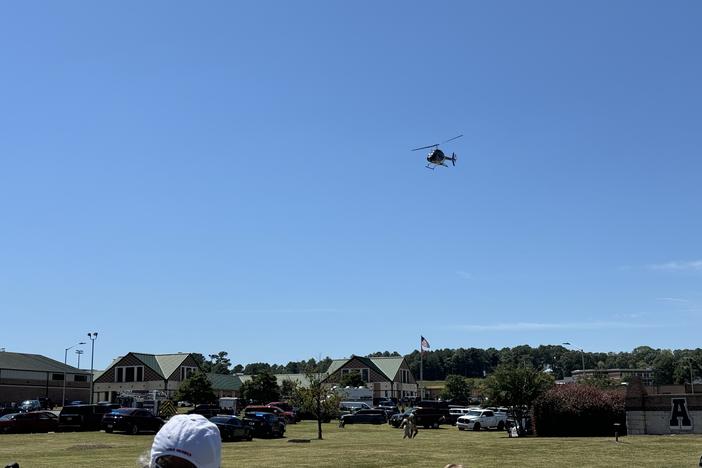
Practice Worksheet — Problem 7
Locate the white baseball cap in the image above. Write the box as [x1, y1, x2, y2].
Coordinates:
[150, 414, 222, 468]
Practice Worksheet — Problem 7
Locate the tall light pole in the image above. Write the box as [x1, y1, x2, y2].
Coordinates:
[63, 341, 86, 407]
[88, 332, 98, 404]
[563, 342, 585, 371]
[75, 349, 84, 369]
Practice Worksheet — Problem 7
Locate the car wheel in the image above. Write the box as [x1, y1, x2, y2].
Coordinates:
[432, 422, 439, 429]
[473, 422, 481, 431]
[497, 421, 505, 431]
[247, 433, 253, 441]
[458, 427, 465, 431]
[130, 424, 139, 435]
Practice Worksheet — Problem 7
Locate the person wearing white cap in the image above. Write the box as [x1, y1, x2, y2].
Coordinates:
[138, 414, 222, 468]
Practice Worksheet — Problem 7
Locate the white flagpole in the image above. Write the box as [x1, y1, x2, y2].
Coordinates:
[419, 336, 424, 400]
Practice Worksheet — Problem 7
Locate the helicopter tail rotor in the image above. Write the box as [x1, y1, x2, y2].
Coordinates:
[450, 153, 457, 166]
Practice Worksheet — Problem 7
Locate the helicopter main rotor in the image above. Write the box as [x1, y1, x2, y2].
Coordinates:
[411, 134, 463, 151]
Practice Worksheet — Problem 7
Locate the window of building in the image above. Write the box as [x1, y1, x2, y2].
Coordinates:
[51, 373, 65, 381]
[115, 366, 144, 383]
[180, 366, 196, 380]
[74, 375, 88, 382]
[361, 368, 369, 382]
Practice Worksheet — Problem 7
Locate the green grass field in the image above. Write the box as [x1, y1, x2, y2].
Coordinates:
[1, 421, 701, 467]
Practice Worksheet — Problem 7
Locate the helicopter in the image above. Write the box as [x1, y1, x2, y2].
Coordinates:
[411, 134, 463, 170]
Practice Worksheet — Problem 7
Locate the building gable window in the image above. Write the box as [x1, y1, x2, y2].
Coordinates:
[51, 373, 65, 381]
[74, 375, 88, 382]
[361, 368, 369, 382]
[115, 366, 144, 383]
[181, 366, 196, 380]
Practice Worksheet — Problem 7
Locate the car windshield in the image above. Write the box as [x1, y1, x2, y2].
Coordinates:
[112, 409, 135, 415]
[21, 400, 35, 406]
[466, 410, 482, 417]
[210, 417, 231, 424]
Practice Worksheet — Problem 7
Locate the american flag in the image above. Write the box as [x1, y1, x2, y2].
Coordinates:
[420, 336, 430, 351]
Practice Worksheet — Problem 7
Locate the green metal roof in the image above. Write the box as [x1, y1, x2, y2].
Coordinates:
[132, 353, 164, 377]
[207, 373, 242, 391]
[234, 373, 316, 389]
[155, 354, 192, 379]
[0, 351, 89, 374]
[324, 359, 347, 377]
[276, 373, 312, 388]
[369, 357, 405, 381]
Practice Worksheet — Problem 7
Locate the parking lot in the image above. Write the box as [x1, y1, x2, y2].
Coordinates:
[2, 420, 702, 467]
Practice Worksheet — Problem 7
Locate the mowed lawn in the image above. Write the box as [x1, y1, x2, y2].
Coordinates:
[1, 421, 702, 467]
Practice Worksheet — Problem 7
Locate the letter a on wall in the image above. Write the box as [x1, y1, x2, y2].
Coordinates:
[669, 398, 693, 430]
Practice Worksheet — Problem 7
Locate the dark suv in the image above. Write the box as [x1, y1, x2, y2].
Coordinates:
[413, 406, 448, 429]
[58, 404, 120, 431]
[188, 404, 225, 418]
[101, 408, 163, 434]
[243, 412, 285, 438]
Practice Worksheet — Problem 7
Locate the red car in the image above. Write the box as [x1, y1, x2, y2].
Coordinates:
[0, 411, 59, 433]
[243, 405, 295, 424]
[267, 402, 298, 423]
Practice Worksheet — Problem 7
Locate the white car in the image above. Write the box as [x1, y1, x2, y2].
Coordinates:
[456, 409, 507, 431]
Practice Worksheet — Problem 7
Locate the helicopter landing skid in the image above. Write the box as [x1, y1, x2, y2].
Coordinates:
[425, 164, 435, 170]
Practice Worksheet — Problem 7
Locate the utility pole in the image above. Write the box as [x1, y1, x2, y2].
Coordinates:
[75, 349, 84, 369]
[88, 332, 98, 404]
[63, 341, 85, 407]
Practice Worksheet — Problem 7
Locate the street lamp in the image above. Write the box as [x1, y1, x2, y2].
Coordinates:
[75, 349, 84, 369]
[563, 342, 585, 371]
[88, 332, 98, 404]
[63, 341, 86, 406]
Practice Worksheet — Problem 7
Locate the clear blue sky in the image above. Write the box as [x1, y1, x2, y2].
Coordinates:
[1, 1, 701, 370]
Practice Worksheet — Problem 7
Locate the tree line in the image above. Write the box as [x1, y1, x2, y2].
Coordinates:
[193, 345, 702, 386]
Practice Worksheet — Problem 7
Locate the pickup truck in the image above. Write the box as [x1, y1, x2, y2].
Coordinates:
[456, 409, 507, 431]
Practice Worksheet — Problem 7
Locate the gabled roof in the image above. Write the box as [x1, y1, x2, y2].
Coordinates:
[325, 355, 405, 382]
[368, 356, 405, 381]
[0, 351, 89, 374]
[207, 373, 242, 391]
[109, 352, 195, 379]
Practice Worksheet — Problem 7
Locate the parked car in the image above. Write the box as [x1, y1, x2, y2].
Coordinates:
[375, 403, 400, 419]
[413, 407, 447, 429]
[456, 409, 507, 431]
[0, 406, 19, 417]
[242, 405, 295, 424]
[38, 398, 54, 410]
[339, 409, 387, 425]
[58, 403, 120, 431]
[243, 412, 285, 438]
[188, 404, 225, 418]
[18, 400, 42, 413]
[267, 402, 298, 423]
[447, 407, 480, 425]
[0, 411, 59, 434]
[210, 415, 253, 441]
[339, 401, 372, 416]
[101, 408, 163, 435]
[389, 408, 415, 428]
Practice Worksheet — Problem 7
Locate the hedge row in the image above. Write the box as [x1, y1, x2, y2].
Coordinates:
[532, 384, 626, 436]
